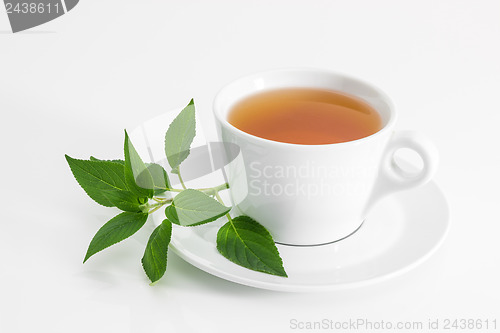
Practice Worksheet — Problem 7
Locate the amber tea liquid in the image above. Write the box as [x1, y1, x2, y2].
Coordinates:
[228, 88, 382, 145]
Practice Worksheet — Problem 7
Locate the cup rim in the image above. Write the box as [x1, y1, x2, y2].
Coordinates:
[213, 68, 397, 149]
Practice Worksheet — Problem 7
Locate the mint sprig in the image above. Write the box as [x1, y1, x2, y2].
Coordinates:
[142, 219, 172, 285]
[84, 211, 149, 262]
[124, 130, 155, 199]
[66, 99, 287, 284]
[164, 98, 196, 174]
[217, 216, 287, 277]
[170, 189, 231, 226]
[65, 156, 147, 212]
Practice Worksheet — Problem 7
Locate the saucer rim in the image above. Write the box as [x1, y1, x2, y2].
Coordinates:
[163, 180, 450, 292]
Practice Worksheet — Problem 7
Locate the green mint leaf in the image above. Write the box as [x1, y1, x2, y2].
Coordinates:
[164, 99, 196, 174]
[84, 211, 149, 263]
[91, 155, 170, 195]
[216, 216, 288, 277]
[65, 155, 145, 212]
[90, 156, 125, 165]
[146, 163, 171, 195]
[83, 154, 169, 198]
[164, 205, 180, 225]
[141, 219, 172, 284]
[170, 189, 230, 226]
[124, 131, 154, 198]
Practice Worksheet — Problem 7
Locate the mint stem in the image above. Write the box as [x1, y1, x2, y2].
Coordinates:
[214, 191, 233, 223]
[198, 183, 229, 196]
[147, 198, 173, 214]
[145, 183, 229, 215]
[177, 165, 187, 189]
[153, 197, 170, 203]
[148, 205, 164, 215]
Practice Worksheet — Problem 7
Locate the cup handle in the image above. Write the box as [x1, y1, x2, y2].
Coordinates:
[365, 131, 439, 213]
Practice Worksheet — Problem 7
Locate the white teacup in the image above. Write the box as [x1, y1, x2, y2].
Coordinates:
[213, 69, 438, 246]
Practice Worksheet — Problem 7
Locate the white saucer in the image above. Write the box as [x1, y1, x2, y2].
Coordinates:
[152, 179, 449, 292]
[132, 111, 449, 292]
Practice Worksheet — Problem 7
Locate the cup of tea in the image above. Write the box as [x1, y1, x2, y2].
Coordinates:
[213, 69, 438, 246]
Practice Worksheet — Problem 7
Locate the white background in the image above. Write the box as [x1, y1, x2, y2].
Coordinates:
[1, 1, 499, 332]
